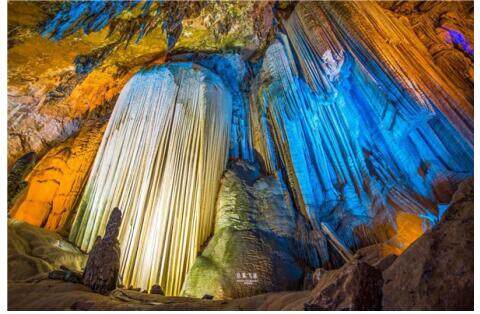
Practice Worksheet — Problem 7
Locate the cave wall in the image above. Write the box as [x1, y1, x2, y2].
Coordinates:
[10, 118, 107, 234]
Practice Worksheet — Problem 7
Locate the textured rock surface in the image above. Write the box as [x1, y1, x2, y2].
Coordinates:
[150, 285, 164, 296]
[304, 261, 383, 310]
[380, 1, 473, 104]
[6, 0, 288, 170]
[321, 1, 473, 144]
[8, 219, 86, 282]
[7, 279, 287, 310]
[182, 160, 313, 299]
[383, 177, 473, 310]
[48, 266, 83, 284]
[8, 2, 104, 168]
[70, 63, 233, 296]
[353, 243, 400, 269]
[7, 151, 37, 208]
[249, 1, 472, 262]
[83, 208, 122, 295]
[7, 177, 473, 310]
[10, 118, 107, 233]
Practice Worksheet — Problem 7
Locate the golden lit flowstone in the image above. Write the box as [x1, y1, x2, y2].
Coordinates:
[379, 1, 473, 104]
[69, 63, 232, 296]
[11, 119, 107, 232]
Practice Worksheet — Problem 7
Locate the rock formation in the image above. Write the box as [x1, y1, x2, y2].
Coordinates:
[70, 63, 233, 296]
[8, 219, 86, 282]
[249, 1, 472, 261]
[7, 151, 37, 209]
[383, 177, 473, 310]
[182, 160, 316, 299]
[10, 118, 107, 232]
[379, 1, 473, 104]
[83, 208, 122, 295]
[48, 266, 83, 284]
[6, 178, 475, 311]
[304, 261, 383, 310]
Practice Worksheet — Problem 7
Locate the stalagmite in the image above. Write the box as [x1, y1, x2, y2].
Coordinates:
[69, 63, 232, 296]
[83, 207, 122, 295]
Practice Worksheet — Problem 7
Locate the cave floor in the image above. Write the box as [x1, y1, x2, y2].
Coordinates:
[8, 279, 310, 310]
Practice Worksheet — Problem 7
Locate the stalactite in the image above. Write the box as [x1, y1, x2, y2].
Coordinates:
[319, 1, 473, 146]
[249, 1, 473, 255]
[69, 63, 232, 296]
[194, 54, 254, 162]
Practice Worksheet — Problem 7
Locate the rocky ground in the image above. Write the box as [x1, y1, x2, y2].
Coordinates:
[8, 178, 473, 310]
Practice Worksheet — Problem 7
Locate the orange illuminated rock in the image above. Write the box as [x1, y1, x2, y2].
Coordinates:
[393, 212, 426, 250]
[67, 66, 135, 117]
[11, 119, 107, 233]
[379, 1, 473, 104]
[7, 2, 165, 169]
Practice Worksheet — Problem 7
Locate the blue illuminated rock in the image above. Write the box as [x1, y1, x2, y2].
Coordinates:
[248, 2, 473, 262]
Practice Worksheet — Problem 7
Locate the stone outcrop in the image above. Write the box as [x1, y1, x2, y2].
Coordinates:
[83, 208, 122, 295]
[304, 260, 383, 310]
[181, 160, 314, 299]
[150, 285, 164, 296]
[382, 177, 473, 310]
[8, 219, 86, 282]
[6, 177, 473, 310]
[353, 243, 400, 270]
[48, 266, 83, 284]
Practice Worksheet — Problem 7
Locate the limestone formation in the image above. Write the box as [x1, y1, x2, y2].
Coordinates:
[8, 219, 86, 282]
[321, 1, 473, 144]
[10, 119, 107, 232]
[379, 1, 473, 104]
[7, 152, 37, 209]
[7, 1, 473, 307]
[182, 160, 319, 299]
[48, 266, 83, 284]
[353, 243, 400, 270]
[5, 179, 474, 310]
[83, 208, 122, 295]
[70, 63, 233, 296]
[311, 268, 327, 287]
[249, 1, 472, 260]
[150, 285, 164, 296]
